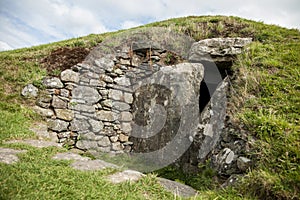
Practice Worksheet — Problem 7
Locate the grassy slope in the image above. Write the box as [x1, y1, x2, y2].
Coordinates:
[0, 16, 299, 199]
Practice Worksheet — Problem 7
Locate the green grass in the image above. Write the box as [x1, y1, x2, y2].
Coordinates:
[0, 102, 37, 141]
[0, 15, 299, 199]
[0, 144, 174, 200]
[230, 37, 300, 199]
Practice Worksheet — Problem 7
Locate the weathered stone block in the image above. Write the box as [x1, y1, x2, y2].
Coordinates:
[68, 103, 95, 113]
[60, 69, 80, 83]
[33, 106, 54, 117]
[119, 134, 129, 142]
[124, 93, 133, 104]
[112, 142, 123, 151]
[52, 95, 67, 109]
[119, 112, 133, 122]
[60, 89, 70, 98]
[101, 99, 113, 108]
[131, 62, 203, 154]
[76, 140, 98, 150]
[72, 86, 101, 104]
[121, 123, 132, 134]
[42, 77, 64, 89]
[89, 119, 104, 132]
[94, 57, 115, 71]
[97, 136, 111, 147]
[48, 119, 69, 132]
[70, 119, 90, 132]
[96, 110, 117, 122]
[110, 136, 118, 143]
[100, 128, 117, 136]
[36, 100, 50, 109]
[189, 38, 252, 63]
[99, 74, 114, 83]
[108, 89, 123, 101]
[112, 102, 130, 111]
[55, 109, 74, 121]
[21, 84, 38, 97]
[114, 76, 131, 86]
[81, 132, 96, 140]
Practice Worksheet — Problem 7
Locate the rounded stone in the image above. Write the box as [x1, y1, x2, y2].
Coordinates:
[52, 95, 68, 109]
[48, 119, 69, 132]
[119, 112, 133, 122]
[55, 109, 74, 121]
[60, 69, 80, 83]
[42, 77, 64, 89]
[119, 134, 129, 142]
[21, 84, 38, 97]
[97, 136, 111, 147]
[72, 86, 102, 104]
[110, 136, 119, 143]
[96, 110, 117, 122]
[112, 102, 130, 111]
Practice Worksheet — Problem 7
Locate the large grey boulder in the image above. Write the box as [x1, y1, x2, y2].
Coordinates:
[129, 62, 204, 170]
[189, 37, 252, 63]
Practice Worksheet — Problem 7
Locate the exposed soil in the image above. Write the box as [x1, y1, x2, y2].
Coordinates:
[40, 47, 91, 75]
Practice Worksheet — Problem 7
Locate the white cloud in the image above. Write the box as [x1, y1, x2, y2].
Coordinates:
[0, 0, 299, 50]
[0, 0, 109, 49]
[0, 41, 13, 51]
[121, 20, 143, 29]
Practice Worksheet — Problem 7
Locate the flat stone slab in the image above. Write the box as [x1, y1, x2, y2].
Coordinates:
[5, 139, 62, 148]
[158, 177, 198, 198]
[29, 122, 58, 142]
[0, 148, 27, 164]
[52, 152, 91, 161]
[107, 170, 144, 184]
[70, 159, 119, 171]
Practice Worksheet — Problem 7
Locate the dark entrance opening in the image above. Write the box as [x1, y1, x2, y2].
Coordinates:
[199, 60, 233, 112]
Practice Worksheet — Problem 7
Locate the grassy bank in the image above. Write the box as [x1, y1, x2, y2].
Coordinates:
[0, 16, 299, 199]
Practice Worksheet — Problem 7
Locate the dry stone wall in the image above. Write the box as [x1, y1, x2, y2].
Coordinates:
[34, 47, 193, 154]
[23, 30, 253, 174]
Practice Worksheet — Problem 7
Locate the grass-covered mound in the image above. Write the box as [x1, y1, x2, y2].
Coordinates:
[0, 16, 299, 199]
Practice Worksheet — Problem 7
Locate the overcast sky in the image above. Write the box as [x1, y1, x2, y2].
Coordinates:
[0, 0, 299, 51]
